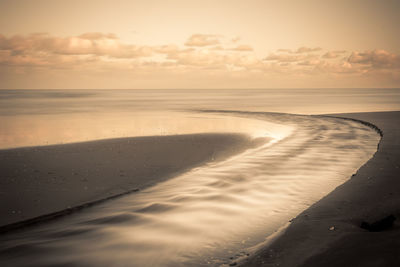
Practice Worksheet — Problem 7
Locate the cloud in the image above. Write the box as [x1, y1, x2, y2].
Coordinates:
[322, 51, 340, 59]
[0, 33, 258, 71]
[1, 32, 399, 89]
[263, 47, 323, 63]
[0, 32, 153, 60]
[297, 59, 322, 66]
[276, 47, 321, 54]
[314, 61, 361, 74]
[263, 53, 299, 62]
[294, 46, 321, 53]
[184, 34, 220, 47]
[262, 47, 400, 76]
[263, 52, 317, 63]
[348, 49, 400, 69]
[164, 49, 226, 69]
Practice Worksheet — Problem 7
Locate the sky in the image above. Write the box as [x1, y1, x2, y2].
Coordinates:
[0, 0, 399, 89]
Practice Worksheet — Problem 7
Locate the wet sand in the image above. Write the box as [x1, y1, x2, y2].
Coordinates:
[0, 112, 380, 267]
[0, 133, 259, 229]
[242, 111, 400, 267]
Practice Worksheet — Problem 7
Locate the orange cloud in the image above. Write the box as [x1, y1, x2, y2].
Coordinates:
[297, 59, 322, 66]
[276, 47, 321, 54]
[314, 61, 361, 74]
[263, 53, 318, 62]
[1, 32, 400, 89]
[0, 33, 153, 59]
[184, 34, 220, 47]
[0, 33, 260, 72]
[322, 51, 340, 59]
[348, 49, 400, 69]
[294, 46, 322, 53]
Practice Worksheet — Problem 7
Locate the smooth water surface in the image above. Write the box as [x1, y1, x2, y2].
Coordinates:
[0, 88, 398, 148]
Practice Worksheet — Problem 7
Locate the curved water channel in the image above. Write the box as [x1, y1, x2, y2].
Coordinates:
[0, 112, 380, 266]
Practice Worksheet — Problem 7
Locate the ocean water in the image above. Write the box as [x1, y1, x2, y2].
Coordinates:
[0, 88, 399, 148]
[0, 89, 396, 266]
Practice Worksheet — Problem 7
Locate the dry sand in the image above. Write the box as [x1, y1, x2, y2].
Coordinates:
[0, 133, 260, 230]
[242, 111, 400, 267]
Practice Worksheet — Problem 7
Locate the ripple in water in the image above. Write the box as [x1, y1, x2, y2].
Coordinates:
[0, 112, 380, 267]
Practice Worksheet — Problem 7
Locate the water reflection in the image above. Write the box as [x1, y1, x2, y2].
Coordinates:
[1, 88, 397, 148]
[0, 111, 281, 149]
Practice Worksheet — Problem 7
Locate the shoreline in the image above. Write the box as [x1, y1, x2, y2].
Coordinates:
[0, 110, 386, 266]
[0, 133, 261, 231]
[241, 111, 400, 267]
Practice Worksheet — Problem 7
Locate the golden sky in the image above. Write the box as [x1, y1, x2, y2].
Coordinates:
[0, 0, 399, 89]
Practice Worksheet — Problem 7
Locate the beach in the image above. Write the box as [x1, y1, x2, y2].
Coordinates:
[242, 111, 400, 267]
[0, 110, 386, 266]
[0, 133, 258, 229]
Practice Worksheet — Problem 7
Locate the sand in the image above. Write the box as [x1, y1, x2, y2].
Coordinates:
[242, 111, 400, 267]
[0, 112, 381, 267]
[0, 133, 260, 230]
[2, 111, 399, 266]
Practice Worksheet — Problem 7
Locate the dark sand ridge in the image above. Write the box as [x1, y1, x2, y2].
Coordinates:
[0, 133, 262, 230]
[242, 111, 400, 267]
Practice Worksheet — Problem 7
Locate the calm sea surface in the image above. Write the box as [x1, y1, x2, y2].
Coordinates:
[0, 88, 399, 148]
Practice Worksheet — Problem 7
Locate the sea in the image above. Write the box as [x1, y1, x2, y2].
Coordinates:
[0, 88, 399, 148]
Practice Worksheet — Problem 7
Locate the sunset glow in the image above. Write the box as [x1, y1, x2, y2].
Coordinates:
[1, 0, 399, 89]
